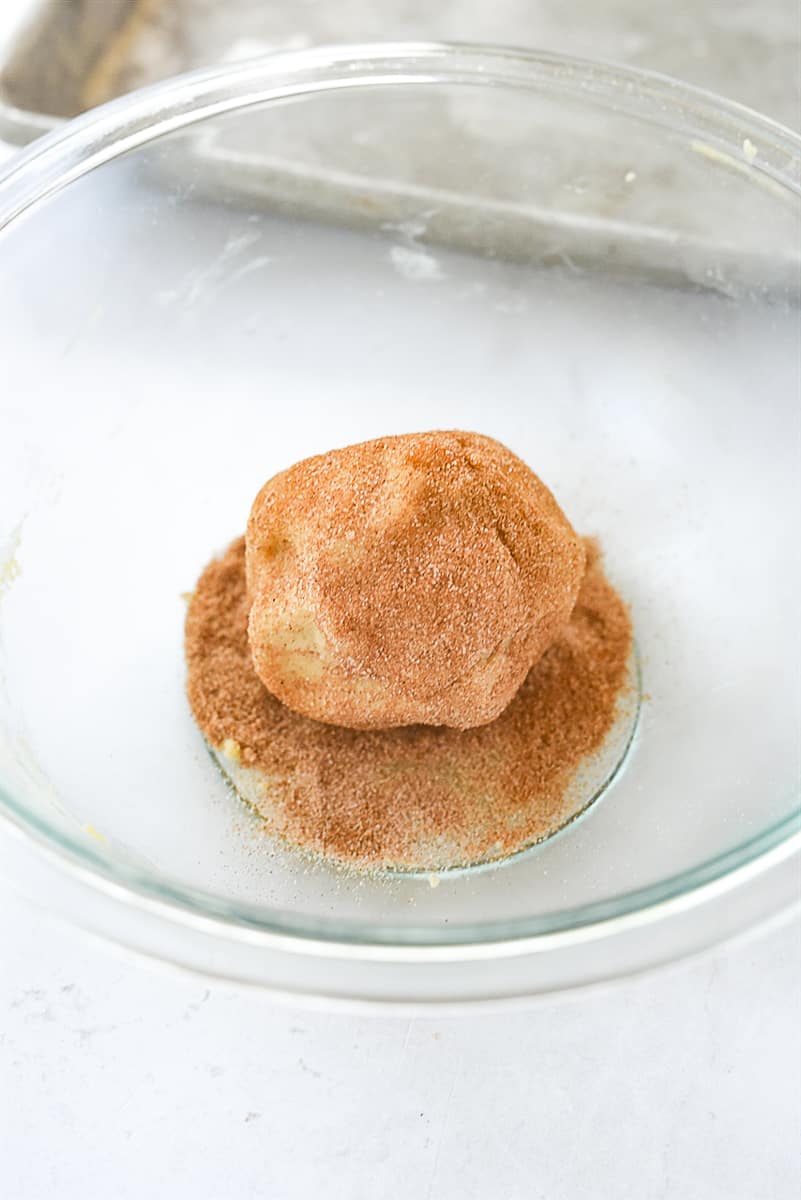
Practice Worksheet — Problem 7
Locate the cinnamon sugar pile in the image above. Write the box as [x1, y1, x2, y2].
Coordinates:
[185, 537, 635, 871]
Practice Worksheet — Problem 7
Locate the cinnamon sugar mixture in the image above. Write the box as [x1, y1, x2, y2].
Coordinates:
[185, 537, 634, 871]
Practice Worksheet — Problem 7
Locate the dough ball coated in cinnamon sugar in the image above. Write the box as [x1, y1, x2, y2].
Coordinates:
[245, 431, 585, 730]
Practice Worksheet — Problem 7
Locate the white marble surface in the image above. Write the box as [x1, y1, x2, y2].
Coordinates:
[1, 891, 799, 1198]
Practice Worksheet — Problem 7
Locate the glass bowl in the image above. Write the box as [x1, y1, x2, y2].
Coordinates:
[0, 44, 799, 1007]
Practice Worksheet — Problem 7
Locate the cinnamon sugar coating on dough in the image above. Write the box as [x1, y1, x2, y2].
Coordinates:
[245, 431, 585, 730]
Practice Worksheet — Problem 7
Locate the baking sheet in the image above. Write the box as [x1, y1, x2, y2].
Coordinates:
[2, 0, 799, 132]
[0, 1, 797, 298]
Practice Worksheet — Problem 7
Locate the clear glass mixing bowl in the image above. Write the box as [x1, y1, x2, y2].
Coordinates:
[0, 44, 799, 1006]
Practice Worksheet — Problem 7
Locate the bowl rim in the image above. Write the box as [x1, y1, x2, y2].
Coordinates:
[1, 39, 800, 225]
[0, 41, 799, 960]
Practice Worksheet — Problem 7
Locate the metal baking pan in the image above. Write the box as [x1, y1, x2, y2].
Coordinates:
[3, 0, 799, 136]
[0, 0, 317, 144]
[0, 1, 797, 298]
[0, 0, 127, 143]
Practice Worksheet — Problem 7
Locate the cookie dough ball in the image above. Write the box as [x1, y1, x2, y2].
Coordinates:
[245, 431, 585, 730]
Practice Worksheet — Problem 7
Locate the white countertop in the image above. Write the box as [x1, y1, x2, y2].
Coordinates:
[1, 892, 799, 1198]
